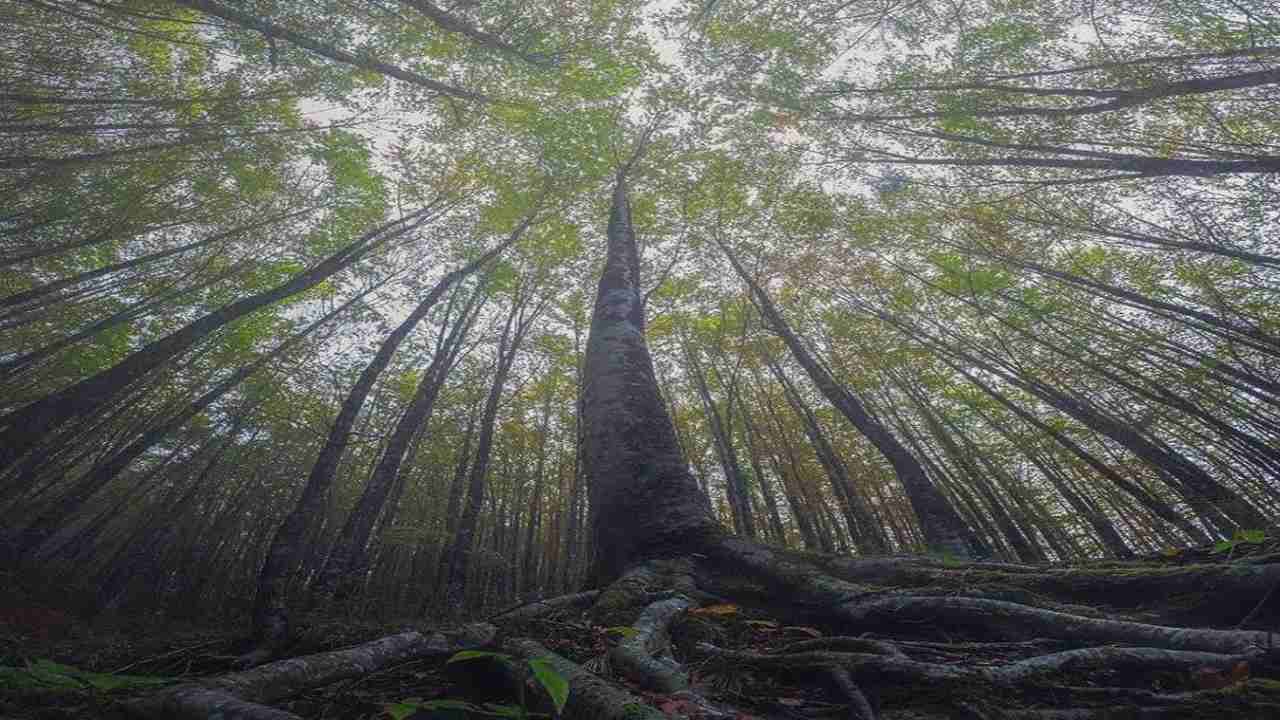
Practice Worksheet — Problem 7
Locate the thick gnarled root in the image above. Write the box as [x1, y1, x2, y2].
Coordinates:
[125, 544, 1280, 720]
[489, 590, 601, 625]
[127, 627, 496, 719]
[684, 539, 1280, 717]
[504, 639, 667, 720]
[609, 596, 695, 693]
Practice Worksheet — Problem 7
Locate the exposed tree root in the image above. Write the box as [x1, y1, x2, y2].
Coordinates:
[810, 550, 1280, 625]
[697, 642, 1254, 686]
[702, 538, 1274, 650]
[503, 638, 667, 720]
[609, 596, 695, 693]
[835, 596, 1268, 654]
[126, 627, 495, 719]
[123, 544, 1280, 719]
[781, 636, 907, 657]
[828, 666, 877, 720]
[488, 589, 601, 625]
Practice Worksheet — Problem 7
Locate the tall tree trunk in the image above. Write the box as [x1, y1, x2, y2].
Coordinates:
[752, 371, 822, 551]
[173, 0, 490, 102]
[717, 238, 982, 559]
[867, 303, 1260, 539]
[684, 341, 756, 538]
[522, 393, 553, 595]
[443, 286, 544, 613]
[766, 358, 888, 555]
[899, 381, 1046, 562]
[248, 221, 524, 654]
[736, 398, 787, 545]
[312, 284, 484, 600]
[94, 422, 257, 613]
[397, 0, 556, 67]
[583, 176, 719, 583]
[0, 205, 321, 312]
[949, 362, 1208, 546]
[14, 295, 358, 556]
[0, 209, 435, 475]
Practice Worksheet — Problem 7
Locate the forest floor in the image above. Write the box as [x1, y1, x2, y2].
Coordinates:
[3, 540, 1280, 720]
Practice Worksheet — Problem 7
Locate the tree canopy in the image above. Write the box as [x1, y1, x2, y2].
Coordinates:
[2, 1, 1280, 717]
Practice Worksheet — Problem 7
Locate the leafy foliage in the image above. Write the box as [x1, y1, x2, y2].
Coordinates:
[0, 659, 173, 693]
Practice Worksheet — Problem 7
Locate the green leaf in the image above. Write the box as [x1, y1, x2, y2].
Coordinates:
[1235, 529, 1266, 544]
[448, 650, 515, 665]
[0, 660, 173, 693]
[387, 698, 491, 720]
[480, 703, 529, 719]
[385, 701, 422, 720]
[527, 658, 569, 715]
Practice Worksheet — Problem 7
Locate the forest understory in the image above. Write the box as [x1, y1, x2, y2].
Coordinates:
[4, 537, 1279, 720]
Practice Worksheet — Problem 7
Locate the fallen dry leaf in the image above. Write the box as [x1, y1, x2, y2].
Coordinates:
[689, 604, 740, 617]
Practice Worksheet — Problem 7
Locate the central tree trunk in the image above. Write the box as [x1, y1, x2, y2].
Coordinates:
[582, 176, 720, 583]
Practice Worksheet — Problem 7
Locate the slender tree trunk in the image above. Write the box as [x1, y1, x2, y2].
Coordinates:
[397, 0, 555, 67]
[0, 209, 434, 474]
[737, 398, 787, 544]
[898, 381, 1045, 562]
[684, 342, 756, 538]
[949, 362, 1207, 546]
[752, 371, 822, 550]
[443, 288, 543, 613]
[522, 393, 552, 595]
[312, 285, 484, 600]
[173, 0, 490, 102]
[94, 422, 256, 613]
[0, 205, 321, 311]
[718, 238, 981, 558]
[248, 220, 523, 651]
[14, 296, 355, 556]
[867, 302, 1261, 538]
[766, 358, 888, 554]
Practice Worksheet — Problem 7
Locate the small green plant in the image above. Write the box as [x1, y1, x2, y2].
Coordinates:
[1214, 529, 1267, 554]
[0, 659, 174, 693]
[384, 650, 569, 720]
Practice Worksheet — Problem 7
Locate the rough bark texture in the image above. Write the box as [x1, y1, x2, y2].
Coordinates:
[127, 628, 494, 719]
[118, 178, 1280, 720]
[582, 176, 720, 583]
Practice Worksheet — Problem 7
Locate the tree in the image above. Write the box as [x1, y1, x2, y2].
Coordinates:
[245, 218, 533, 660]
[7, 2, 1280, 717]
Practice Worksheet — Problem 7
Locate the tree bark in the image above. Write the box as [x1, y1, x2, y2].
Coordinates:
[684, 341, 756, 538]
[0, 209, 434, 475]
[443, 285, 544, 612]
[248, 220, 523, 654]
[719, 237, 979, 557]
[583, 176, 720, 583]
[312, 285, 484, 600]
